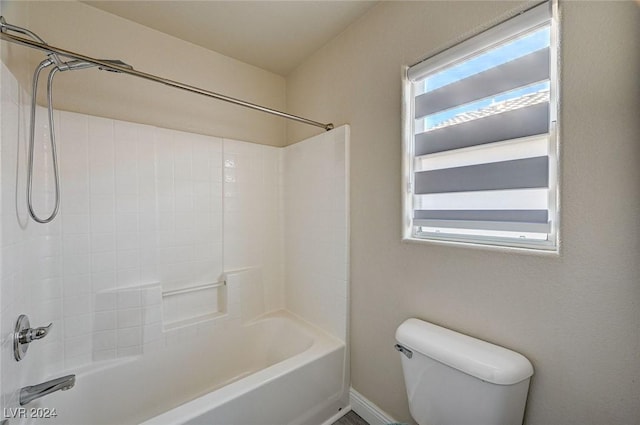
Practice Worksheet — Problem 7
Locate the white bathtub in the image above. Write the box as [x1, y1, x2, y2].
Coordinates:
[42, 311, 347, 425]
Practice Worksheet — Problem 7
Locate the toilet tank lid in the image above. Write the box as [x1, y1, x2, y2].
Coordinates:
[395, 318, 533, 385]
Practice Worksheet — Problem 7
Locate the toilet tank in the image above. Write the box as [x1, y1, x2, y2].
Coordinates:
[395, 318, 533, 425]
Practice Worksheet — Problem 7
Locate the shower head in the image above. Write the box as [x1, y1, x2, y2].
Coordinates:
[57, 59, 95, 71]
[56, 58, 133, 73]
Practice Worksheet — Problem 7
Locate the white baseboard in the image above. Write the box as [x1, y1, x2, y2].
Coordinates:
[349, 388, 399, 425]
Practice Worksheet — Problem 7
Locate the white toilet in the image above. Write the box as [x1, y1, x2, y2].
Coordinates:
[395, 318, 534, 425]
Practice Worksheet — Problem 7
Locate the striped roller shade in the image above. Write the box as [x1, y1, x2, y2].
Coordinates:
[407, 1, 555, 244]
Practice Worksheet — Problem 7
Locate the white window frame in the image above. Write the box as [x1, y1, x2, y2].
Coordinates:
[402, 0, 560, 252]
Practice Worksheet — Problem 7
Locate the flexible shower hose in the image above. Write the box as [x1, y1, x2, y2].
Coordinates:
[26, 58, 61, 224]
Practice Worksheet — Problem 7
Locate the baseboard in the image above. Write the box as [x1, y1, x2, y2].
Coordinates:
[349, 388, 399, 425]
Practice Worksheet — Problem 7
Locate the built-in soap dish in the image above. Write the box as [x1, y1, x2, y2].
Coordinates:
[162, 280, 226, 330]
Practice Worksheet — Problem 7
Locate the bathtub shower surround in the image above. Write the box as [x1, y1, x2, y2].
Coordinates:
[0, 62, 349, 424]
[284, 128, 349, 340]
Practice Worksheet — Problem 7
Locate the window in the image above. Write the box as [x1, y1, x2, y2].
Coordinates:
[402, 1, 559, 251]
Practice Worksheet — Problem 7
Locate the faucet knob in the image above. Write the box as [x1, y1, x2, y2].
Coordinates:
[35, 323, 52, 339]
[14, 315, 52, 361]
[19, 322, 52, 343]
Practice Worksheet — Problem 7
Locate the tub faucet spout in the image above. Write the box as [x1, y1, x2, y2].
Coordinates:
[20, 374, 75, 405]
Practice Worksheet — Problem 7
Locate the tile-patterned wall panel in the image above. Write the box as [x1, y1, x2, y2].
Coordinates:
[53, 111, 226, 369]
[223, 139, 284, 314]
[1, 61, 65, 410]
[283, 126, 349, 341]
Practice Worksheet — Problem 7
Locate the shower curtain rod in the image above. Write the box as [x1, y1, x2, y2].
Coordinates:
[0, 20, 334, 131]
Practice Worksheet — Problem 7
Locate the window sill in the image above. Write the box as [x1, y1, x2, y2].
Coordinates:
[402, 235, 560, 257]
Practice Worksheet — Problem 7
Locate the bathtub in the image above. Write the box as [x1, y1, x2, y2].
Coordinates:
[42, 311, 347, 425]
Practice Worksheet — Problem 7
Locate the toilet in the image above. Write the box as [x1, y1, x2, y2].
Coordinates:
[395, 318, 533, 425]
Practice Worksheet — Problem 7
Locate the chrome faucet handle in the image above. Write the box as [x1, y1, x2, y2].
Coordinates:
[14, 315, 53, 361]
[18, 322, 52, 344]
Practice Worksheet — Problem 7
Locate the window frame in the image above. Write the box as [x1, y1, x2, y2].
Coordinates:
[402, 0, 560, 253]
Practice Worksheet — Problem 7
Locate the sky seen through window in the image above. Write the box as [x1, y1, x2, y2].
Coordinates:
[417, 26, 551, 132]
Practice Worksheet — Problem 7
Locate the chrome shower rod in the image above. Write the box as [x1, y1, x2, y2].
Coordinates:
[0, 21, 334, 131]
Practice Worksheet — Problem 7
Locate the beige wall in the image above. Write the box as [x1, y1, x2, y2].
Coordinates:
[287, 1, 640, 424]
[1, 1, 287, 146]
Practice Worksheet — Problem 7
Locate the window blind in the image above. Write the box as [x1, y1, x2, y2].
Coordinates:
[405, 1, 557, 249]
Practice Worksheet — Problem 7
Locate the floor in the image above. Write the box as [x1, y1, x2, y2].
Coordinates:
[333, 411, 370, 425]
